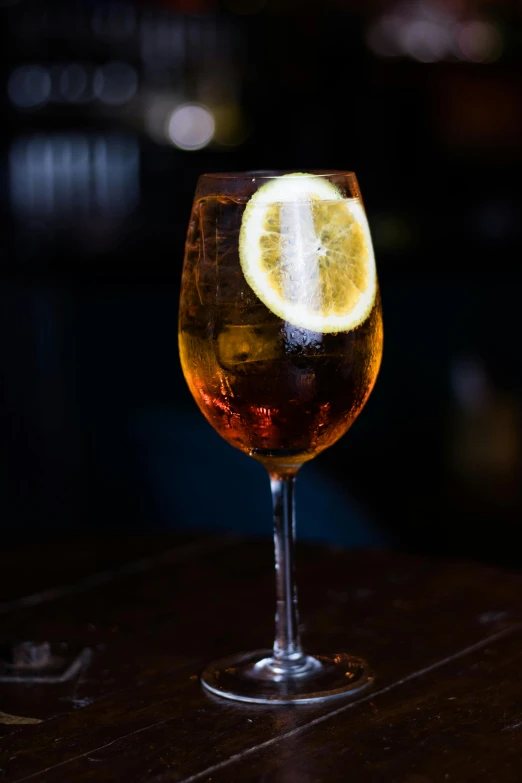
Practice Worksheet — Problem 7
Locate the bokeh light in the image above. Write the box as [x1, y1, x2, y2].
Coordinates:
[458, 20, 503, 63]
[166, 103, 215, 150]
[212, 103, 249, 147]
[400, 19, 452, 62]
[8, 65, 52, 109]
[93, 61, 138, 106]
[365, 2, 504, 65]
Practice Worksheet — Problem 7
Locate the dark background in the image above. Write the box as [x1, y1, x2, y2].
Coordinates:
[1, 0, 521, 566]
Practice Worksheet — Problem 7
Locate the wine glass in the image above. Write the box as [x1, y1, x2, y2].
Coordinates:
[178, 171, 383, 704]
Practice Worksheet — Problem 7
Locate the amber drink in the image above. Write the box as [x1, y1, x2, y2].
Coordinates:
[179, 195, 382, 473]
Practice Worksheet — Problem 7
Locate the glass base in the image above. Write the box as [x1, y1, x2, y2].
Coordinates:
[201, 649, 374, 705]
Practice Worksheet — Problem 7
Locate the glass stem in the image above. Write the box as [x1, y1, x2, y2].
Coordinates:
[269, 472, 306, 673]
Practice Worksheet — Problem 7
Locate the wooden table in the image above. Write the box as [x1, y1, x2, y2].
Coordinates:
[1, 534, 522, 782]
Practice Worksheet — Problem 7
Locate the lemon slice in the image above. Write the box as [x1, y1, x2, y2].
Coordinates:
[239, 173, 377, 333]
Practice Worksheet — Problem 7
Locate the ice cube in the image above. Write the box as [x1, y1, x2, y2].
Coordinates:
[217, 324, 282, 375]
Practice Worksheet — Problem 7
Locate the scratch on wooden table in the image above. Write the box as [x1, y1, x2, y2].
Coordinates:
[15, 716, 189, 782]
[502, 720, 522, 731]
[0, 535, 236, 615]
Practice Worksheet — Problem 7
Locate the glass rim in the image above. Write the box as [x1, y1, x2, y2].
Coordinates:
[199, 170, 356, 181]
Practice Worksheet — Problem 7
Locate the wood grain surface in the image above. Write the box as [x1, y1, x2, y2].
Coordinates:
[1, 534, 521, 782]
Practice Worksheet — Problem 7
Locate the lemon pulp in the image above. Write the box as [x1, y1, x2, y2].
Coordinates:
[239, 174, 377, 333]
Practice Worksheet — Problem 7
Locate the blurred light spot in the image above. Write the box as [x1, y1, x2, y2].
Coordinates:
[92, 135, 140, 217]
[9, 133, 140, 223]
[166, 104, 215, 151]
[366, 1, 460, 63]
[458, 20, 503, 63]
[450, 357, 491, 414]
[93, 62, 138, 106]
[366, 16, 403, 57]
[8, 65, 51, 109]
[400, 20, 451, 62]
[59, 64, 89, 103]
[225, 0, 266, 14]
[145, 97, 177, 145]
[212, 103, 249, 147]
